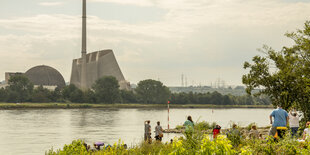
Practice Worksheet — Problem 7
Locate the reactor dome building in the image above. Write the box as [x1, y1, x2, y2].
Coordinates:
[70, 0, 130, 90]
[25, 65, 66, 88]
[2, 65, 66, 90]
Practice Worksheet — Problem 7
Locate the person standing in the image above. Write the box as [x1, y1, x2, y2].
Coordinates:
[269, 106, 289, 139]
[155, 121, 163, 141]
[144, 120, 151, 143]
[183, 116, 194, 138]
[289, 109, 299, 137]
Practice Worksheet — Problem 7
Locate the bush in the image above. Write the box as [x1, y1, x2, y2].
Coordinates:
[195, 121, 217, 130]
[48, 128, 310, 155]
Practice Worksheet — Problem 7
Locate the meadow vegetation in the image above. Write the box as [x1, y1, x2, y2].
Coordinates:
[46, 122, 310, 155]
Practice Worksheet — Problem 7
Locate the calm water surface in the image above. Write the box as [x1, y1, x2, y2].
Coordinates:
[0, 108, 272, 155]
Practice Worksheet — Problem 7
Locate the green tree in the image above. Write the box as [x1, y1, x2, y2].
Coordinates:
[92, 76, 120, 104]
[62, 84, 84, 103]
[50, 87, 63, 102]
[83, 89, 96, 103]
[6, 75, 33, 102]
[120, 90, 137, 103]
[135, 79, 171, 104]
[171, 92, 190, 104]
[0, 88, 7, 102]
[242, 21, 310, 120]
[31, 85, 52, 103]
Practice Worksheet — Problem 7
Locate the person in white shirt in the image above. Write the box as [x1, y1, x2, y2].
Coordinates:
[155, 121, 163, 141]
[289, 109, 299, 137]
[302, 121, 310, 140]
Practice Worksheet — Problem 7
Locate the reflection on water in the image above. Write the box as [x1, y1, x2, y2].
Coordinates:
[0, 108, 272, 155]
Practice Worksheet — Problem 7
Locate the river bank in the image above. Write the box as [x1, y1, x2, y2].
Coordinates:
[0, 103, 273, 109]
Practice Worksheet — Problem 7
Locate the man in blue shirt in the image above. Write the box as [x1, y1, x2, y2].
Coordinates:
[269, 106, 289, 139]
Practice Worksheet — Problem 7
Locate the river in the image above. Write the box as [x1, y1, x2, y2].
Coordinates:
[0, 108, 272, 155]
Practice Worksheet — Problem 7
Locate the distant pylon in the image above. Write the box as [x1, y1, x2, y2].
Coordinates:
[181, 74, 184, 87]
[185, 76, 187, 87]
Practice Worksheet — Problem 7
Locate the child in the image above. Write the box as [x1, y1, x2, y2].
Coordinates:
[213, 124, 221, 139]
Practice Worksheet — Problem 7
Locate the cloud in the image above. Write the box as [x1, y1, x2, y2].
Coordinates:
[38, 2, 64, 6]
[89, 0, 154, 7]
[1, 0, 310, 85]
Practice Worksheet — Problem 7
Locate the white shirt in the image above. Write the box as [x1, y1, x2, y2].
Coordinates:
[155, 125, 163, 136]
[289, 113, 299, 127]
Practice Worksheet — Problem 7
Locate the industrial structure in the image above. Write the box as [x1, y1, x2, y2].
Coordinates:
[70, 0, 129, 90]
[25, 65, 66, 89]
[1, 65, 66, 90]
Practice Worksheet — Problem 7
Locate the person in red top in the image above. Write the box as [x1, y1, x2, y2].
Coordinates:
[213, 124, 221, 139]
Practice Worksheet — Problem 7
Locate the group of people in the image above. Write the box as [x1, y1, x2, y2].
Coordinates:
[182, 106, 305, 141]
[144, 106, 308, 144]
[144, 120, 164, 143]
[269, 106, 301, 139]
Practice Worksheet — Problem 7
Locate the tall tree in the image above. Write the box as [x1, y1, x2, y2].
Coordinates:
[135, 79, 171, 104]
[120, 90, 137, 103]
[31, 85, 52, 103]
[62, 84, 84, 103]
[6, 75, 33, 102]
[0, 88, 7, 102]
[243, 21, 310, 120]
[92, 76, 120, 104]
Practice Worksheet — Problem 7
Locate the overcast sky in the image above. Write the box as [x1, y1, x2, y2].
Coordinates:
[0, 0, 309, 86]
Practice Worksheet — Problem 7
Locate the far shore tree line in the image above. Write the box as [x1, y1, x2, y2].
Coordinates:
[0, 75, 270, 105]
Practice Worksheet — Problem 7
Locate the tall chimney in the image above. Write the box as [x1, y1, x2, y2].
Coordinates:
[82, 0, 87, 56]
[80, 0, 87, 90]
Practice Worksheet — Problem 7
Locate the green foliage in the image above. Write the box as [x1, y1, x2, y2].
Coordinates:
[0, 88, 7, 102]
[243, 21, 310, 120]
[227, 128, 241, 147]
[83, 89, 96, 103]
[46, 139, 88, 155]
[135, 79, 171, 104]
[170, 91, 270, 105]
[92, 76, 120, 104]
[0, 76, 270, 105]
[31, 85, 52, 103]
[120, 89, 137, 103]
[62, 84, 84, 103]
[50, 87, 63, 102]
[48, 136, 237, 155]
[195, 121, 217, 130]
[175, 125, 184, 130]
[6, 75, 33, 102]
[48, 129, 310, 155]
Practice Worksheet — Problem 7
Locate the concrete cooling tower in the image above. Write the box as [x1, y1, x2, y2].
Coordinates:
[70, 49, 129, 90]
[70, 0, 129, 90]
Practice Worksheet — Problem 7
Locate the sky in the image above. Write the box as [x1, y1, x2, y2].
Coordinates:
[0, 0, 310, 87]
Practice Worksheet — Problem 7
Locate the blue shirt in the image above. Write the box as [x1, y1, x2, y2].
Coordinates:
[270, 108, 288, 127]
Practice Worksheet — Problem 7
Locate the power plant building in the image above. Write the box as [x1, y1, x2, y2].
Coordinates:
[70, 0, 129, 90]
[70, 50, 129, 90]
[25, 65, 66, 89]
[2, 65, 66, 90]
